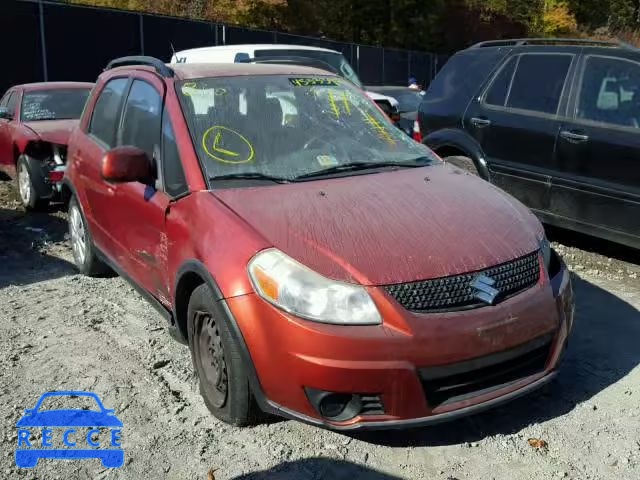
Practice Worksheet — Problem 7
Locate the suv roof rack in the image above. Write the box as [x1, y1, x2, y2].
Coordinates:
[105, 56, 174, 78]
[470, 38, 633, 49]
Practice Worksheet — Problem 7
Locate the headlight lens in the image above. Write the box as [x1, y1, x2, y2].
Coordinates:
[539, 235, 551, 273]
[248, 249, 382, 325]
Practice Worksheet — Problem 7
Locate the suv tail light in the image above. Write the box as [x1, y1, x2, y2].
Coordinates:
[412, 119, 423, 143]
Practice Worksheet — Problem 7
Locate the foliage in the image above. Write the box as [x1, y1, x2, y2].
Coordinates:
[63, 0, 640, 51]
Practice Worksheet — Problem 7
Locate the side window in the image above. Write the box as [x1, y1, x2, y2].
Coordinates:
[577, 56, 640, 128]
[5, 92, 18, 116]
[485, 57, 517, 107]
[119, 80, 162, 160]
[161, 113, 188, 197]
[507, 54, 572, 115]
[89, 78, 128, 147]
[0, 91, 11, 108]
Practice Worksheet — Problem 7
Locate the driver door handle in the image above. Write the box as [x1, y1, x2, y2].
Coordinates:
[560, 130, 589, 143]
[471, 117, 492, 128]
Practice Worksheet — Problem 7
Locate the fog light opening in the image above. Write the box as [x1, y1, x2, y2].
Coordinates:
[319, 393, 353, 418]
[305, 388, 365, 422]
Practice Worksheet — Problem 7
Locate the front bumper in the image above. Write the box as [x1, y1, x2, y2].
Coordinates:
[228, 254, 574, 430]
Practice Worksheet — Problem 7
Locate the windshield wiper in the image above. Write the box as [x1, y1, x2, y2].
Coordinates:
[209, 172, 291, 184]
[294, 158, 432, 181]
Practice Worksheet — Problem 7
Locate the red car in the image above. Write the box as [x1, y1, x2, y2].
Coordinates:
[0, 82, 93, 209]
[64, 56, 574, 430]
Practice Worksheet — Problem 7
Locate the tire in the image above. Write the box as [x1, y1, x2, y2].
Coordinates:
[16, 155, 48, 210]
[443, 155, 480, 176]
[68, 196, 109, 276]
[188, 283, 258, 426]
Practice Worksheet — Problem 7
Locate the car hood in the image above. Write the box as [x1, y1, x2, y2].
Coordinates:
[212, 164, 543, 286]
[23, 119, 78, 145]
[16, 410, 123, 427]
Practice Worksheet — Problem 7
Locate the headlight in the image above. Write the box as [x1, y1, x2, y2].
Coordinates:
[539, 235, 551, 273]
[248, 249, 382, 325]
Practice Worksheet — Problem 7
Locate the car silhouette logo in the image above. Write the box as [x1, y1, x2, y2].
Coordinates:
[15, 391, 123, 468]
[470, 274, 500, 305]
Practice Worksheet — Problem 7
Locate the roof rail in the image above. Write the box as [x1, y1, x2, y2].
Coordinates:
[105, 56, 174, 77]
[470, 38, 626, 49]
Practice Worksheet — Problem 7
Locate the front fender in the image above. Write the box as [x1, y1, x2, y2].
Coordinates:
[14, 125, 41, 155]
[424, 128, 490, 179]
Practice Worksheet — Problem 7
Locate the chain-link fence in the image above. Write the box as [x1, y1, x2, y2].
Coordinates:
[1, 0, 447, 95]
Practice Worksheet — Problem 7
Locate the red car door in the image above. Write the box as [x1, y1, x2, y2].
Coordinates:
[0, 89, 18, 166]
[105, 74, 172, 304]
[73, 77, 130, 256]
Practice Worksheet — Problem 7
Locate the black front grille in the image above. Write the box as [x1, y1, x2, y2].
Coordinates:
[384, 251, 540, 312]
[419, 333, 553, 408]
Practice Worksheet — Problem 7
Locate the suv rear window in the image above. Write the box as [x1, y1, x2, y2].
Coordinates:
[577, 56, 640, 128]
[506, 54, 572, 115]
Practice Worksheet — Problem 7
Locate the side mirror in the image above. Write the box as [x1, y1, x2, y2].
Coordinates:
[101, 146, 153, 184]
[0, 107, 13, 120]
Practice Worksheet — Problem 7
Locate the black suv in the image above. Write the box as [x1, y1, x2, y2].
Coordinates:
[418, 38, 640, 249]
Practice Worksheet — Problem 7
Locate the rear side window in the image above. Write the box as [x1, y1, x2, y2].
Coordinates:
[89, 78, 128, 147]
[577, 56, 640, 128]
[485, 57, 517, 107]
[6, 92, 18, 116]
[119, 80, 162, 160]
[506, 54, 572, 115]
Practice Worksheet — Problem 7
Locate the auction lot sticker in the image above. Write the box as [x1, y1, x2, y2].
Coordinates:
[15, 391, 123, 468]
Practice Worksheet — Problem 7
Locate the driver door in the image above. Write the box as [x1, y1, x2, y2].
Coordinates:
[106, 75, 172, 302]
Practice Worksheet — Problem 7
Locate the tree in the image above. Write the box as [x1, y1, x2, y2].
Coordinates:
[609, 0, 640, 31]
[540, 0, 578, 36]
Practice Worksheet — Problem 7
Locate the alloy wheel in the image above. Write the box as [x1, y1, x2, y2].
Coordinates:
[18, 162, 31, 206]
[69, 203, 87, 265]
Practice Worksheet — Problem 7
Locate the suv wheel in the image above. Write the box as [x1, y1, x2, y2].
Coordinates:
[17, 155, 48, 210]
[188, 283, 258, 426]
[444, 155, 480, 176]
[68, 196, 108, 276]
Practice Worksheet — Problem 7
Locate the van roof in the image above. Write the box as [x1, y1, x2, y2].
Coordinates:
[108, 62, 335, 80]
[175, 44, 340, 56]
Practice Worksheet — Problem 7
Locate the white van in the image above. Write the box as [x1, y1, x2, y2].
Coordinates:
[170, 44, 399, 112]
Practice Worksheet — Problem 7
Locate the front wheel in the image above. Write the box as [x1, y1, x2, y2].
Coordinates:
[188, 283, 259, 426]
[17, 155, 48, 210]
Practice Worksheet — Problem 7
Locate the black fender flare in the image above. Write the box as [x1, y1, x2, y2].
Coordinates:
[173, 260, 277, 416]
[424, 128, 491, 180]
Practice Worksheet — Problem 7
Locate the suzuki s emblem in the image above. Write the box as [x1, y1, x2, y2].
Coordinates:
[471, 274, 500, 305]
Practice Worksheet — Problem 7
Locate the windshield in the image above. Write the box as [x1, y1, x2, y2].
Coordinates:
[178, 75, 437, 184]
[21, 88, 91, 122]
[254, 49, 363, 87]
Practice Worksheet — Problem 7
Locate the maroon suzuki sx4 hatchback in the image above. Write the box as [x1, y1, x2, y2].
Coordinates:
[64, 56, 574, 430]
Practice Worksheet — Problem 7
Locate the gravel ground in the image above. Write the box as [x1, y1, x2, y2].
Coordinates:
[0, 176, 639, 480]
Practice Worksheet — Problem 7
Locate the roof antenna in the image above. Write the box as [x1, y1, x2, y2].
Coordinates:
[170, 42, 177, 61]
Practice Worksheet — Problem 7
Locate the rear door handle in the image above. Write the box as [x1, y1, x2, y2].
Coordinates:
[560, 130, 589, 143]
[471, 117, 492, 128]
